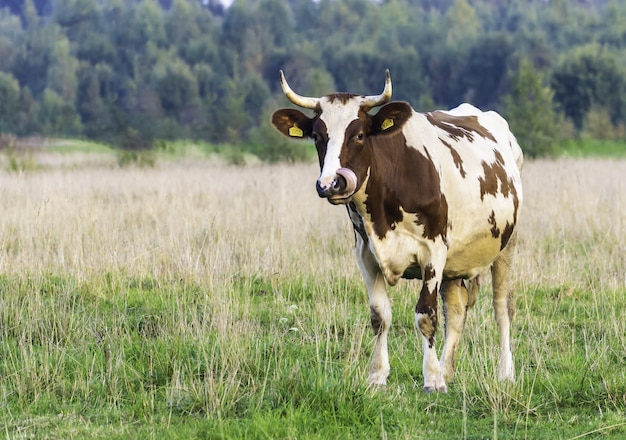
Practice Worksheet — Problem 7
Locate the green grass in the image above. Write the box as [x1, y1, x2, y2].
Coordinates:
[559, 139, 626, 158]
[46, 139, 117, 155]
[1, 273, 624, 439]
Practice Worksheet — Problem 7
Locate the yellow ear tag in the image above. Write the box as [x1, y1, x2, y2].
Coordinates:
[289, 124, 304, 137]
[381, 118, 394, 130]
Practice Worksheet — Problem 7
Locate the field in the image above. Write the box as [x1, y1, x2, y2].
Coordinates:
[0, 149, 625, 439]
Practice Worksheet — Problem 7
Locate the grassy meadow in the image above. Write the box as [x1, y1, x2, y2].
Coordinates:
[0, 146, 625, 439]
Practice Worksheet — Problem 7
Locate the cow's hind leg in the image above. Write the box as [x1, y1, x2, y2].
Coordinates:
[439, 280, 470, 383]
[492, 233, 517, 382]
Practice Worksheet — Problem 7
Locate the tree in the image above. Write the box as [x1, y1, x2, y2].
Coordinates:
[164, 0, 198, 47]
[47, 37, 79, 102]
[445, 0, 482, 47]
[551, 44, 626, 129]
[76, 63, 117, 138]
[153, 53, 200, 118]
[39, 88, 82, 136]
[453, 33, 513, 108]
[0, 71, 21, 133]
[14, 86, 40, 135]
[11, 16, 57, 99]
[501, 57, 560, 158]
[0, 10, 22, 72]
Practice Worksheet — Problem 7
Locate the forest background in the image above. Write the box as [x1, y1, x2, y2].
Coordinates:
[1, 0, 626, 161]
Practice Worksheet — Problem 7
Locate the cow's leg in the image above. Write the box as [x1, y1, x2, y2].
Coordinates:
[439, 279, 470, 383]
[355, 238, 391, 387]
[491, 233, 517, 382]
[415, 260, 447, 393]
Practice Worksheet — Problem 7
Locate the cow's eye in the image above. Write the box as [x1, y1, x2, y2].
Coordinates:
[356, 132, 365, 141]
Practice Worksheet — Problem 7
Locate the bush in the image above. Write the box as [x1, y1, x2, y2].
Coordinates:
[581, 106, 626, 141]
[117, 149, 157, 168]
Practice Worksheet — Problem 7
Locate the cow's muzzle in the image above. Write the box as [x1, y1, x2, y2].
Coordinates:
[316, 168, 358, 204]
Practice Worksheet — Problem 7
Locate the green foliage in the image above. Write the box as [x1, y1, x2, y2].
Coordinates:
[501, 58, 562, 158]
[0, 71, 20, 133]
[1, 0, 626, 158]
[2, 146, 38, 172]
[153, 53, 200, 117]
[559, 139, 626, 158]
[581, 105, 626, 141]
[551, 44, 626, 129]
[39, 88, 83, 137]
[116, 149, 157, 168]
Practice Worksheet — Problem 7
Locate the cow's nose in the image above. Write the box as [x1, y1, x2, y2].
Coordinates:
[316, 180, 326, 197]
[316, 179, 334, 198]
[316, 177, 341, 198]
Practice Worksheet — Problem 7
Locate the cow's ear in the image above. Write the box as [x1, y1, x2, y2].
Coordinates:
[371, 102, 412, 135]
[271, 108, 314, 139]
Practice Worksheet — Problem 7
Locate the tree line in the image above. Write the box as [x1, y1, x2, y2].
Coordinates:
[0, 0, 625, 159]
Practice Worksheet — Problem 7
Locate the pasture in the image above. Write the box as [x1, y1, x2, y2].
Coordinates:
[0, 150, 625, 439]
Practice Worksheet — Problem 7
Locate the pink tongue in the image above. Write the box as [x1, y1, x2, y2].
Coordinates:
[336, 168, 357, 196]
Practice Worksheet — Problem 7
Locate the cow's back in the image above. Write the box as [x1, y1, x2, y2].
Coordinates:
[446, 103, 524, 171]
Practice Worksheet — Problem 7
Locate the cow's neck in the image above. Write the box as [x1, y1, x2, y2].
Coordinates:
[352, 132, 448, 241]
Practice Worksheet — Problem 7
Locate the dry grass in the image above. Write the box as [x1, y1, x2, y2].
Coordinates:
[0, 161, 351, 281]
[2, 157, 624, 289]
[517, 158, 626, 291]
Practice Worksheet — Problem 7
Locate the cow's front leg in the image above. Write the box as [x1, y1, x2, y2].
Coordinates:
[415, 262, 446, 393]
[355, 237, 391, 387]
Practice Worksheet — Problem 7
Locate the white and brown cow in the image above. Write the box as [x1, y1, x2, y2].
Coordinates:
[272, 70, 523, 392]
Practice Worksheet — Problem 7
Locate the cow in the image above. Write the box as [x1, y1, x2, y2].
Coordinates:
[271, 70, 523, 393]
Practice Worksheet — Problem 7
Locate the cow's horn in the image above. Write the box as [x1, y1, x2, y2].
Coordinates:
[280, 70, 320, 109]
[361, 69, 392, 110]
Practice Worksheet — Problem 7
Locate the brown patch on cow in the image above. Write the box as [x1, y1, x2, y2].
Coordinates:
[415, 264, 439, 348]
[327, 93, 359, 105]
[371, 102, 413, 136]
[479, 149, 521, 240]
[370, 305, 384, 336]
[426, 112, 496, 143]
[500, 221, 514, 250]
[272, 108, 314, 139]
[507, 289, 515, 321]
[488, 210, 500, 238]
[416, 192, 449, 241]
[479, 151, 520, 249]
[312, 118, 328, 168]
[479, 150, 512, 200]
[510, 180, 520, 226]
[362, 133, 448, 242]
[440, 138, 467, 178]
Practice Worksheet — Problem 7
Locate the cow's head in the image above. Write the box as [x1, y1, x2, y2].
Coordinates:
[272, 70, 412, 205]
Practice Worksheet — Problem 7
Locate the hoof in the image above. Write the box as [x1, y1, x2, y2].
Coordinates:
[423, 384, 448, 394]
[367, 369, 389, 388]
